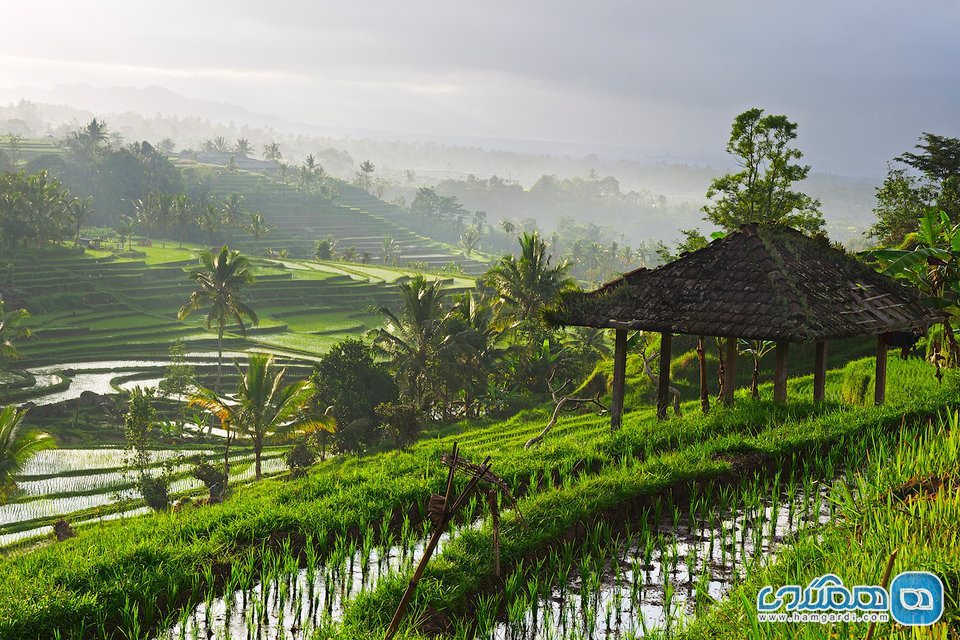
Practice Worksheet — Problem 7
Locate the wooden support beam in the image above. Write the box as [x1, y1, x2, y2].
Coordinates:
[657, 331, 672, 420]
[610, 328, 627, 431]
[875, 334, 888, 406]
[697, 335, 710, 414]
[813, 341, 827, 403]
[773, 341, 789, 403]
[722, 337, 737, 405]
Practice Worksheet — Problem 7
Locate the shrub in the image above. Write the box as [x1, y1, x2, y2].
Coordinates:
[190, 459, 226, 502]
[285, 443, 317, 477]
[376, 402, 422, 449]
[137, 474, 169, 511]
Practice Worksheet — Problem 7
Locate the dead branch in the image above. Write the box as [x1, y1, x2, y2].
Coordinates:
[524, 392, 608, 449]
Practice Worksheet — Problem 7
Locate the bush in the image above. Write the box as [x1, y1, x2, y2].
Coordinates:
[285, 443, 317, 477]
[376, 402, 422, 449]
[137, 474, 169, 511]
[335, 417, 380, 454]
[190, 460, 226, 502]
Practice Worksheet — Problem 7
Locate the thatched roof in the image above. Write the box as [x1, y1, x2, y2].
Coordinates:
[546, 224, 940, 342]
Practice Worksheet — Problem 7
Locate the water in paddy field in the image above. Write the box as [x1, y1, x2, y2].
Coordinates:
[162, 525, 456, 640]
[490, 481, 836, 640]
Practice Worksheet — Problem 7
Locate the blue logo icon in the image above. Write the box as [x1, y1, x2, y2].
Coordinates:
[889, 572, 944, 626]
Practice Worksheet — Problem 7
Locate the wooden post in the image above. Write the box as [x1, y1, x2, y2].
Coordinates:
[697, 335, 710, 414]
[722, 337, 737, 405]
[610, 328, 627, 431]
[488, 489, 501, 579]
[773, 341, 789, 403]
[657, 331, 672, 420]
[875, 334, 888, 406]
[813, 341, 827, 403]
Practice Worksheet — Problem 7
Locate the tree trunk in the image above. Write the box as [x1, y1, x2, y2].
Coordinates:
[216, 325, 224, 392]
[751, 355, 761, 399]
[254, 437, 262, 479]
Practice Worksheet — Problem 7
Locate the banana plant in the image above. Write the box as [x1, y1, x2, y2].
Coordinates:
[864, 209, 960, 366]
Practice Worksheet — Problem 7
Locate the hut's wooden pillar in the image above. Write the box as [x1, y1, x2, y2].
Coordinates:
[875, 334, 888, 406]
[610, 328, 627, 430]
[657, 331, 672, 420]
[773, 341, 789, 403]
[697, 335, 710, 414]
[722, 337, 737, 405]
[813, 341, 827, 403]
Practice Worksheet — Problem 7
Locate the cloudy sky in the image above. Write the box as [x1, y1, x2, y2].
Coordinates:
[1, 0, 957, 174]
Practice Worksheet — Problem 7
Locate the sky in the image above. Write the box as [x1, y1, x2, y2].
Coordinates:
[1, 0, 958, 175]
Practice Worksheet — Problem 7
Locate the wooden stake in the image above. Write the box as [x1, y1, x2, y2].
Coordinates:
[384, 447, 492, 640]
[875, 334, 888, 406]
[488, 489, 500, 579]
[722, 337, 737, 405]
[773, 341, 789, 403]
[610, 328, 627, 431]
[865, 549, 898, 640]
[657, 331, 672, 420]
[813, 341, 827, 403]
[697, 335, 710, 414]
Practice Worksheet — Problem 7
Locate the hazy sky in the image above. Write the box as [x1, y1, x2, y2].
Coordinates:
[1, 0, 957, 174]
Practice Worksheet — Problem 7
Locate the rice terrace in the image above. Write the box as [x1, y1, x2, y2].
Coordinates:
[0, 3, 958, 639]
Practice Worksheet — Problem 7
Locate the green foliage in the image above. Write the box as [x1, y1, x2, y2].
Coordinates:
[375, 401, 422, 449]
[311, 338, 397, 427]
[285, 443, 317, 476]
[703, 108, 824, 234]
[0, 301, 31, 365]
[123, 387, 174, 510]
[0, 405, 55, 503]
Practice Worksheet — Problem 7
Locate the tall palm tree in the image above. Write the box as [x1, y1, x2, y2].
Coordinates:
[0, 406, 55, 504]
[211, 136, 229, 152]
[171, 194, 194, 248]
[483, 231, 574, 327]
[178, 247, 258, 390]
[0, 302, 31, 366]
[370, 275, 449, 409]
[22, 170, 66, 246]
[381, 235, 399, 264]
[221, 193, 245, 244]
[132, 196, 156, 243]
[263, 142, 282, 162]
[196, 205, 222, 246]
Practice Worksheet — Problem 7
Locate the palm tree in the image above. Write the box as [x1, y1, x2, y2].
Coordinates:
[154, 193, 174, 247]
[0, 302, 31, 366]
[132, 196, 155, 243]
[178, 247, 258, 390]
[244, 212, 273, 250]
[211, 136, 229, 152]
[67, 197, 92, 246]
[22, 170, 66, 246]
[171, 194, 194, 248]
[190, 354, 324, 479]
[370, 275, 449, 409]
[263, 142, 282, 162]
[234, 354, 318, 478]
[0, 406, 55, 504]
[381, 235, 399, 264]
[221, 193, 245, 244]
[196, 205, 222, 246]
[233, 139, 253, 158]
[483, 231, 574, 328]
[460, 225, 481, 258]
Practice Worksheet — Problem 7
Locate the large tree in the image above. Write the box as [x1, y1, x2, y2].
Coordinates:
[871, 133, 960, 246]
[703, 108, 823, 234]
[178, 246, 258, 390]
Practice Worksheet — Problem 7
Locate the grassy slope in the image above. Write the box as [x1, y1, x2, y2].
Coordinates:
[0, 358, 951, 638]
[678, 411, 960, 639]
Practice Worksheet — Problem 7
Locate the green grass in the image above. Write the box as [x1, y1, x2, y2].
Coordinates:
[679, 410, 960, 639]
[0, 357, 951, 639]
